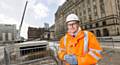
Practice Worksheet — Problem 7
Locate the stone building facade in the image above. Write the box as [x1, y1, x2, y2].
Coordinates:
[0, 24, 17, 44]
[49, 24, 55, 40]
[55, 0, 120, 39]
[28, 27, 45, 41]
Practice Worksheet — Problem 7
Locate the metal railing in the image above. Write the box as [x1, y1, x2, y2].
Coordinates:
[2, 44, 58, 65]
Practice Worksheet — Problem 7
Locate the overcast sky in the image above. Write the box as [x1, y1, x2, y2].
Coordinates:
[0, 0, 66, 39]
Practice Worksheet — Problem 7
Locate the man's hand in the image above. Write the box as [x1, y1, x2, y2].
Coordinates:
[64, 54, 77, 64]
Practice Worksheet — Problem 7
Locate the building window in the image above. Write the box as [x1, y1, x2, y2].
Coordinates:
[85, 24, 92, 29]
[96, 30, 101, 37]
[119, 12, 120, 16]
[117, 0, 120, 10]
[79, 12, 82, 16]
[100, 0, 105, 17]
[85, 25, 87, 29]
[117, 0, 120, 16]
[2, 33, 6, 41]
[87, 0, 90, 4]
[93, 0, 96, 5]
[87, 0, 91, 8]
[88, 8, 91, 15]
[84, 16, 86, 22]
[8, 33, 12, 41]
[0, 35, 2, 41]
[96, 23, 99, 27]
[89, 24, 92, 28]
[93, 0, 98, 18]
[83, 10, 86, 15]
[80, 18, 82, 24]
[117, 27, 119, 35]
[103, 28, 109, 36]
[87, 25, 90, 29]
[88, 8, 91, 12]
[89, 15, 92, 22]
[102, 21, 106, 26]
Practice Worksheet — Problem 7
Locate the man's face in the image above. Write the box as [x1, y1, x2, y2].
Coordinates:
[67, 21, 79, 34]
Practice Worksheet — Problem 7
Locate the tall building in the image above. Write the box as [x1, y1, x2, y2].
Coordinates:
[0, 24, 17, 44]
[49, 24, 55, 40]
[55, 0, 120, 39]
[28, 27, 45, 41]
[44, 23, 49, 30]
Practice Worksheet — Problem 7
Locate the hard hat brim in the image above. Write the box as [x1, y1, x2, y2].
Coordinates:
[66, 20, 79, 23]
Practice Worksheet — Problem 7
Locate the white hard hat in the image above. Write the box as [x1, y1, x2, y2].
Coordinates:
[66, 14, 80, 23]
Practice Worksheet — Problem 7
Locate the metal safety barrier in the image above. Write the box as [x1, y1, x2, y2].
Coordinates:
[1, 41, 59, 65]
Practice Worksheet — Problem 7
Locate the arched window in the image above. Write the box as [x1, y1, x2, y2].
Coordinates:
[96, 30, 101, 37]
[103, 28, 109, 36]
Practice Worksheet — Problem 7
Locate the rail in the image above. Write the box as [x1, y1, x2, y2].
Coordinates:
[1, 41, 59, 65]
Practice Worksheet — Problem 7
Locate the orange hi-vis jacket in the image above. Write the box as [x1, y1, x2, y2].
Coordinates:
[58, 30, 103, 65]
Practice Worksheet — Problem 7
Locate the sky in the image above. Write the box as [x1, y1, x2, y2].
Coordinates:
[0, 0, 66, 39]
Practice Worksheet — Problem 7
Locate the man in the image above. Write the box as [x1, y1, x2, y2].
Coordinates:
[58, 14, 103, 65]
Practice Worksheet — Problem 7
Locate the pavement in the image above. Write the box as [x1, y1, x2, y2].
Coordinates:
[101, 41, 120, 53]
[98, 50, 120, 65]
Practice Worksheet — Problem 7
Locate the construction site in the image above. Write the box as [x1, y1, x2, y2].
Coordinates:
[0, 40, 119, 65]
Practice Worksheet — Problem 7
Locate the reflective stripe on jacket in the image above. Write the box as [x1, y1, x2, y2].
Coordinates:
[58, 30, 102, 65]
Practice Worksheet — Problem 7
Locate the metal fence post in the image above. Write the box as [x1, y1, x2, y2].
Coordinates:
[4, 47, 10, 65]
